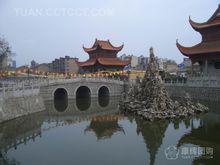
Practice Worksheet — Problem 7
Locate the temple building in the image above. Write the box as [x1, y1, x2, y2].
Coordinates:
[78, 39, 130, 73]
[177, 5, 220, 75]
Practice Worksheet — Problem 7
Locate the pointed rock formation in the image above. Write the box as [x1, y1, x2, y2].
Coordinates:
[120, 47, 208, 121]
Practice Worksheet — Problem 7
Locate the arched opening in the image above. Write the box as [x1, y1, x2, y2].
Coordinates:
[76, 86, 91, 98]
[54, 88, 68, 112]
[98, 96, 110, 107]
[98, 86, 110, 97]
[76, 86, 91, 111]
[76, 97, 91, 111]
[54, 88, 68, 100]
[98, 86, 110, 107]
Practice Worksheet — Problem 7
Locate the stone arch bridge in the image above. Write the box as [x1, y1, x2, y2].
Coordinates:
[40, 77, 126, 101]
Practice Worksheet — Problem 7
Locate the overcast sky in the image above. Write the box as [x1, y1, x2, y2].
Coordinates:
[0, 0, 219, 66]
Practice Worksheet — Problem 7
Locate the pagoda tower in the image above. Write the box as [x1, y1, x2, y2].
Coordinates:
[177, 5, 220, 75]
[78, 39, 130, 73]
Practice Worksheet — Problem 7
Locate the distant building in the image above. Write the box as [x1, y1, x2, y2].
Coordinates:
[32, 63, 49, 73]
[120, 54, 148, 70]
[156, 58, 164, 71]
[165, 63, 178, 75]
[78, 39, 130, 73]
[136, 55, 148, 70]
[130, 55, 139, 69]
[119, 54, 132, 66]
[182, 58, 192, 68]
[12, 60, 16, 69]
[51, 56, 79, 74]
[120, 54, 179, 72]
[16, 65, 29, 73]
[119, 54, 127, 60]
[31, 60, 38, 68]
[177, 5, 220, 75]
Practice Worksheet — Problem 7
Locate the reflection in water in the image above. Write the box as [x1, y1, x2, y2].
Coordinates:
[98, 96, 110, 107]
[85, 115, 125, 140]
[0, 112, 45, 165]
[76, 97, 91, 111]
[177, 103, 220, 165]
[0, 152, 20, 165]
[0, 98, 219, 165]
[54, 98, 68, 112]
[136, 119, 169, 165]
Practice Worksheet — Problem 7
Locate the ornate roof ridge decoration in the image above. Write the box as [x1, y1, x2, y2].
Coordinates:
[83, 39, 124, 53]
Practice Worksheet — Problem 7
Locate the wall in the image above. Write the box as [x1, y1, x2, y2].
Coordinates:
[0, 95, 45, 123]
[125, 81, 220, 102]
[166, 86, 220, 102]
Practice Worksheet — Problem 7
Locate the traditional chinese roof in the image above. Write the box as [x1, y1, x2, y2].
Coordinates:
[189, 4, 220, 31]
[83, 39, 124, 53]
[78, 57, 130, 67]
[177, 5, 220, 58]
[176, 40, 220, 57]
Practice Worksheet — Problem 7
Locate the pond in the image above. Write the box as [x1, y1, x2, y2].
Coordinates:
[0, 97, 219, 165]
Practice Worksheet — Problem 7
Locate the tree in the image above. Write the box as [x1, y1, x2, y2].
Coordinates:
[0, 36, 12, 70]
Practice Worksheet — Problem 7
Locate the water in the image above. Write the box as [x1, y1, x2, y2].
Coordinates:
[0, 97, 219, 165]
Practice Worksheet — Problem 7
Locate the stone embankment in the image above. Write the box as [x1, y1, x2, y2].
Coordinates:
[0, 95, 45, 123]
[120, 47, 208, 121]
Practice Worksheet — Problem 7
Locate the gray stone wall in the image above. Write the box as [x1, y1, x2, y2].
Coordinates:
[166, 86, 220, 102]
[0, 95, 45, 123]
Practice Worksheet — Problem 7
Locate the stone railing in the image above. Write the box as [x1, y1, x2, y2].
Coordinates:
[46, 77, 124, 85]
[0, 83, 40, 98]
[165, 75, 220, 88]
[0, 77, 124, 98]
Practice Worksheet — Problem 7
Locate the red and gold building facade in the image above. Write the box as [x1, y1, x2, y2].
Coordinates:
[177, 5, 220, 75]
[78, 39, 130, 73]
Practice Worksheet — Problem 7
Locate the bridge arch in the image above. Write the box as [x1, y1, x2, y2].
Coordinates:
[98, 86, 110, 97]
[75, 86, 91, 98]
[53, 88, 68, 112]
[54, 88, 68, 100]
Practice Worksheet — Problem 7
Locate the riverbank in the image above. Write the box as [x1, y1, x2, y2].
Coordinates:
[0, 95, 45, 123]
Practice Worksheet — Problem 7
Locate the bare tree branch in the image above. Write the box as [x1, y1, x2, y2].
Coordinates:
[0, 36, 12, 70]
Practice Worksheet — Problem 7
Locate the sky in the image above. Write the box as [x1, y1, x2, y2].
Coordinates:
[0, 0, 219, 67]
